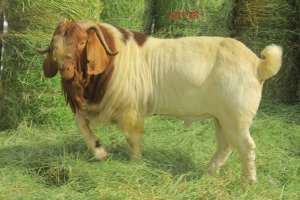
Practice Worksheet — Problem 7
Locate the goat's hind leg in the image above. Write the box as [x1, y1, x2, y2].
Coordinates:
[76, 114, 108, 161]
[222, 119, 257, 183]
[208, 119, 233, 174]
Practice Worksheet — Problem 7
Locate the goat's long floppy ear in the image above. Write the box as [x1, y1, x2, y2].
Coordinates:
[42, 48, 58, 78]
[86, 30, 109, 75]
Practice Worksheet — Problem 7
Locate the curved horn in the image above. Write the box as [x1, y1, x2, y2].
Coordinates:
[34, 46, 50, 54]
[77, 20, 118, 56]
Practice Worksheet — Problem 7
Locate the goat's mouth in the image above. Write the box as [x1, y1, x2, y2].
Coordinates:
[58, 61, 75, 80]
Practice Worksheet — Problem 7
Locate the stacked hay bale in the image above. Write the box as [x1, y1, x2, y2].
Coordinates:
[234, 0, 299, 103]
[153, 0, 235, 38]
[0, 0, 3, 105]
[296, 0, 300, 100]
[0, 0, 103, 130]
[0, 80, 3, 107]
[101, 0, 154, 34]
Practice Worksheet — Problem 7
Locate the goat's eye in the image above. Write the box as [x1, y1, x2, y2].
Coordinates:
[80, 41, 86, 46]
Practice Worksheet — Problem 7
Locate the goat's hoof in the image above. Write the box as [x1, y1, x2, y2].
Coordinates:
[130, 154, 142, 161]
[207, 163, 221, 175]
[94, 147, 108, 161]
[248, 177, 258, 185]
[244, 173, 258, 184]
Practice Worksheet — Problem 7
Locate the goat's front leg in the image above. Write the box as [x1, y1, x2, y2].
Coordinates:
[76, 114, 108, 161]
[120, 110, 144, 160]
[124, 131, 143, 160]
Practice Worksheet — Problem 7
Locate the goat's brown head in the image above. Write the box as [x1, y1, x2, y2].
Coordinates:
[40, 19, 118, 80]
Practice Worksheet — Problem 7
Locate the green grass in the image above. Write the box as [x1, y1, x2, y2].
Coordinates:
[0, 101, 299, 199]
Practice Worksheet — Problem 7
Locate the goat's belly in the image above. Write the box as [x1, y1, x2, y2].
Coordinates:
[153, 103, 214, 126]
[152, 89, 216, 119]
[153, 105, 213, 119]
[182, 114, 213, 126]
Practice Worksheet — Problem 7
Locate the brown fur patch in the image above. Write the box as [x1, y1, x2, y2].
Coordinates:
[95, 140, 101, 148]
[133, 31, 148, 46]
[117, 27, 130, 43]
[62, 71, 84, 113]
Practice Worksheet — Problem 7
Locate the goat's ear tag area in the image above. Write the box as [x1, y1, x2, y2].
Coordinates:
[86, 31, 109, 75]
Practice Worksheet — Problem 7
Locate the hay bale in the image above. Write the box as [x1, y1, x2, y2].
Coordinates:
[0, 0, 3, 99]
[0, 0, 103, 130]
[0, 83, 3, 101]
[234, 0, 299, 103]
[4, 0, 102, 31]
[153, 0, 235, 38]
[0, 31, 68, 130]
[296, 0, 300, 101]
[101, 0, 154, 34]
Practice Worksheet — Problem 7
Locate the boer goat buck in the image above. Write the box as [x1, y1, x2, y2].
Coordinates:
[40, 19, 282, 183]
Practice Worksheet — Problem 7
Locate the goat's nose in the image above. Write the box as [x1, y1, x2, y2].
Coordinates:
[58, 66, 68, 72]
[60, 62, 73, 71]
[62, 66, 70, 71]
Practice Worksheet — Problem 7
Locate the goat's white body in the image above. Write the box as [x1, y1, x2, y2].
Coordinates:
[147, 37, 261, 121]
[75, 23, 282, 183]
[85, 27, 263, 125]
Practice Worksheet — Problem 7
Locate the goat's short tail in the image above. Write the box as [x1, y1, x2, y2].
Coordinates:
[258, 44, 282, 81]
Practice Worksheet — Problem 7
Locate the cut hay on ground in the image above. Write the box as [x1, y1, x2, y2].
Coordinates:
[0, 0, 103, 130]
[153, 0, 235, 38]
[101, 0, 154, 34]
[234, 0, 299, 103]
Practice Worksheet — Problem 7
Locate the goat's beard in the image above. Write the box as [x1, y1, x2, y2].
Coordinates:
[61, 51, 94, 113]
[62, 70, 84, 113]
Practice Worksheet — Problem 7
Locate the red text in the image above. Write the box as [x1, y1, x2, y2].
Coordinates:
[170, 11, 199, 20]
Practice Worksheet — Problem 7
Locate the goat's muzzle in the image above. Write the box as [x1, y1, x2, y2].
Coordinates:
[59, 62, 75, 80]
